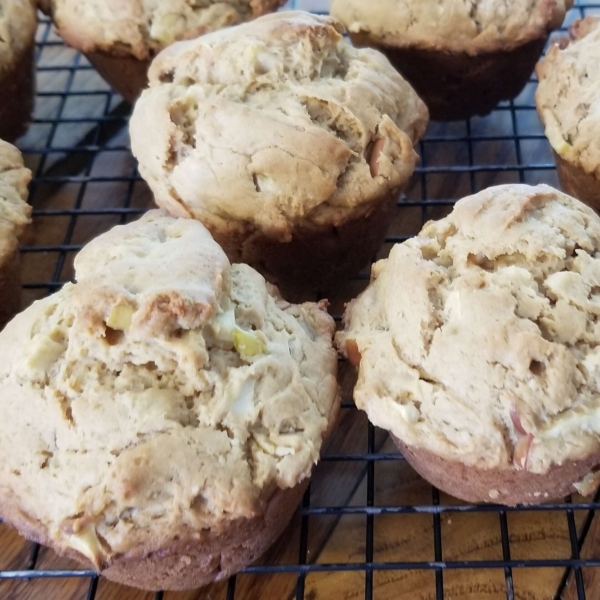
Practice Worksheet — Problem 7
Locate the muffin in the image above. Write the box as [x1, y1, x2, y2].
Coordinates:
[40, 0, 286, 102]
[130, 11, 428, 298]
[338, 184, 600, 506]
[536, 16, 600, 212]
[0, 210, 339, 590]
[0, 140, 32, 328]
[331, 0, 572, 121]
[0, 0, 37, 140]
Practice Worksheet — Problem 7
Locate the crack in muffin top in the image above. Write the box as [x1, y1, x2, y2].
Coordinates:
[536, 16, 600, 179]
[337, 185, 600, 475]
[331, 0, 572, 54]
[130, 11, 428, 241]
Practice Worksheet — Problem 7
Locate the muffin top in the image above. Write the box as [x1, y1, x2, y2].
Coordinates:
[0, 140, 31, 262]
[337, 184, 600, 476]
[0, 210, 338, 568]
[536, 16, 600, 178]
[331, 0, 572, 54]
[130, 11, 428, 241]
[0, 0, 37, 69]
[41, 0, 285, 61]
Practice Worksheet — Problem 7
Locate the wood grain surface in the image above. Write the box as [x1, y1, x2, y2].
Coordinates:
[1, 4, 600, 599]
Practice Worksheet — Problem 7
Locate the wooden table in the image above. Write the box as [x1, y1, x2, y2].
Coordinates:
[2, 3, 600, 599]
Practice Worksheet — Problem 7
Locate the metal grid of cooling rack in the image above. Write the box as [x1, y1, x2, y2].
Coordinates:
[2, 1, 600, 599]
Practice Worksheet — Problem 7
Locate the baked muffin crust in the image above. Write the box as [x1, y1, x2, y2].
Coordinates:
[331, 0, 572, 55]
[130, 11, 428, 242]
[536, 16, 600, 180]
[0, 139, 31, 262]
[338, 185, 600, 484]
[0, 139, 31, 327]
[42, 0, 286, 60]
[0, 211, 338, 582]
[0, 0, 37, 141]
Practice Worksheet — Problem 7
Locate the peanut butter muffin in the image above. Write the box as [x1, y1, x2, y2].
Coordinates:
[338, 184, 600, 505]
[130, 11, 428, 297]
[536, 16, 600, 212]
[41, 0, 286, 102]
[331, 0, 572, 121]
[0, 140, 31, 328]
[0, 0, 37, 140]
[0, 210, 339, 590]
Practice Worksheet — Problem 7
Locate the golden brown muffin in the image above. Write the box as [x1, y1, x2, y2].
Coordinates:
[130, 11, 428, 297]
[332, 0, 572, 121]
[338, 184, 600, 505]
[40, 0, 286, 102]
[536, 16, 600, 211]
[0, 0, 37, 140]
[0, 210, 339, 590]
[0, 139, 31, 328]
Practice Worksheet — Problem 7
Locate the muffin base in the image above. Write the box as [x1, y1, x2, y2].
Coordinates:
[554, 152, 600, 212]
[0, 40, 35, 141]
[213, 192, 398, 300]
[349, 34, 546, 121]
[105, 482, 309, 590]
[1, 394, 340, 590]
[0, 248, 22, 329]
[393, 435, 600, 506]
[85, 52, 150, 104]
[5, 481, 307, 590]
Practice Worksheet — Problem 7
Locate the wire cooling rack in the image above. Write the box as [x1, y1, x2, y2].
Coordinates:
[3, 1, 600, 599]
